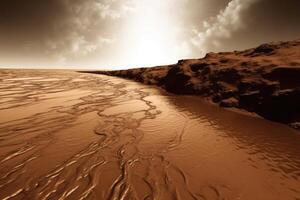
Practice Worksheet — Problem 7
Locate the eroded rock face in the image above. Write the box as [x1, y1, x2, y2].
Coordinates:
[209, 68, 242, 84]
[239, 89, 300, 122]
[92, 39, 300, 127]
[253, 43, 277, 54]
[263, 66, 300, 89]
[258, 89, 300, 123]
[164, 65, 194, 94]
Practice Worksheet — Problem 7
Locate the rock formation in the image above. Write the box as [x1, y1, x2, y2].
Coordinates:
[89, 39, 300, 128]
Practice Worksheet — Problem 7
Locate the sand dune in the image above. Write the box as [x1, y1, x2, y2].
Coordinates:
[93, 39, 300, 128]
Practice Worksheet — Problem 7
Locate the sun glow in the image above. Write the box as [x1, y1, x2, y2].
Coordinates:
[119, 0, 186, 67]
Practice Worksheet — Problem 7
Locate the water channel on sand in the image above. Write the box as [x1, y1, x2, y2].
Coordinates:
[0, 70, 299, 200]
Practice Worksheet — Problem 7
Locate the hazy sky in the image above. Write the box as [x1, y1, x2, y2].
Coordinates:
[0, 0, 299, 69]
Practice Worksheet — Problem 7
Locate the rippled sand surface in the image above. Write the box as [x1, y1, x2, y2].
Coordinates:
[0, 69, 300, 200]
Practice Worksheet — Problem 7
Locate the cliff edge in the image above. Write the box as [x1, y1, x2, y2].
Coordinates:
[89, 39, 300, 128]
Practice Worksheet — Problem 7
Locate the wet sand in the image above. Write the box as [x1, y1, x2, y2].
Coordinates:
[0, 69, 300, 200]
[96, 39, 300, 126]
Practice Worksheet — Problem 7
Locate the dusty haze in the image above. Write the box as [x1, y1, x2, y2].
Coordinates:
[0, 0, 299, 68]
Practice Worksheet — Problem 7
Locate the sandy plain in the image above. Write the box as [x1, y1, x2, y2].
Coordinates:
[0, 69, 300, 200]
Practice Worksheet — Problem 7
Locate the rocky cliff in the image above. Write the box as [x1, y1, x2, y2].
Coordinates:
[90, 39, 300, 128]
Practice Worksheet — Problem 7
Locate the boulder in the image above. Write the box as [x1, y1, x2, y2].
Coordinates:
[289, 122, 300, 130]
[220, 97, 239, 108]
[164, 66, 192, 94]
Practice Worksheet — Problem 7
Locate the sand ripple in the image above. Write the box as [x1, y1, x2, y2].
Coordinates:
[0, 69, 299, 200]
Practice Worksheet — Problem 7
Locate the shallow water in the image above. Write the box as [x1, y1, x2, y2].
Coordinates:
[0, 69, 299, 200]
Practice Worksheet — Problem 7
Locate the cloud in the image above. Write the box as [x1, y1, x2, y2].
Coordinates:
[44, 0, 135, 64]
[191, 0, 258, 54]
[0, 0, 134, 66]
[0, 0, 299, 68]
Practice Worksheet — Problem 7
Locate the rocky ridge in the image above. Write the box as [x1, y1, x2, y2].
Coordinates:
[89, 39, 300, 128]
